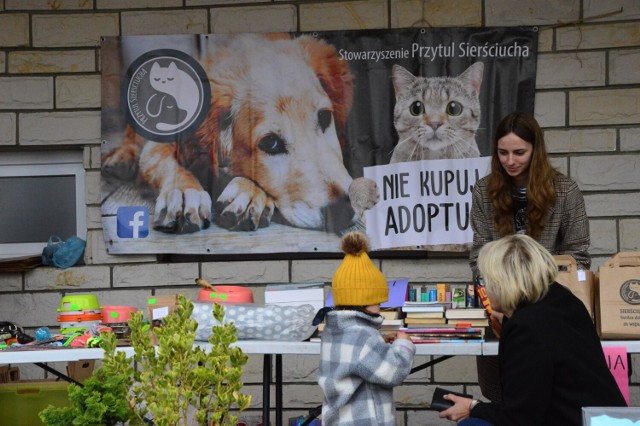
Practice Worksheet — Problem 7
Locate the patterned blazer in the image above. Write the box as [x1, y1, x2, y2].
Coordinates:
[469, 173, 591, 277]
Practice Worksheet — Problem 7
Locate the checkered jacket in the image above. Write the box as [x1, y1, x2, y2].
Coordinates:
[469, 173, 591, 277]
[318, 310, 415, 426]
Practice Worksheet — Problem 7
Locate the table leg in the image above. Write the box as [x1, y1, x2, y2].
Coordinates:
[276, 354, 282, 426]
[35, 362, 83, 386]
[263, 354, 272, 425]
[409, 355, 454, 375]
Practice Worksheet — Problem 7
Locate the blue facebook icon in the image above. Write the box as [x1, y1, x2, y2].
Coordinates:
[117, 206, 149, 238]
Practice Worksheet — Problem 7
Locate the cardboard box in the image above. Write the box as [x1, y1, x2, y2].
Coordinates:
[554, 255, 595, 320]
[147, 294, 179, 322]
[264, 283, 325, 311]
[67, 360, 95, 383]
[596, 252, 640, 339]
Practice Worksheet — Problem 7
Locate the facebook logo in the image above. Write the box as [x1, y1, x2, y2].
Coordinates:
[117, 206, 149, 238]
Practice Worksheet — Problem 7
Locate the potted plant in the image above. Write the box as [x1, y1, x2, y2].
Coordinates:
[40, 295, 251, 426]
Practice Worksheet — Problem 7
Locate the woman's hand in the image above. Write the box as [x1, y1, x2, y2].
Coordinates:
[438, 394, 474, 422]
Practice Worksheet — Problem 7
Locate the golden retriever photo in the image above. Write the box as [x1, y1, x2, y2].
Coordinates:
[101, 34, 367, 252]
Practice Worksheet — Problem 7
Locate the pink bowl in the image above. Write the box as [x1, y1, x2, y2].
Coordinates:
[197, 285, 253, 304]
[101, 306, 139, 324]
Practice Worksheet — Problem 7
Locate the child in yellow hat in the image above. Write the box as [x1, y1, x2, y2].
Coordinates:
[317, 231, 415, 425]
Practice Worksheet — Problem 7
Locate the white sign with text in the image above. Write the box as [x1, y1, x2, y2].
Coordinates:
[364, 157, 491, 250]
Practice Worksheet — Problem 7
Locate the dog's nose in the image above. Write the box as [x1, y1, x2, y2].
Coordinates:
[322, 195, 355, 234]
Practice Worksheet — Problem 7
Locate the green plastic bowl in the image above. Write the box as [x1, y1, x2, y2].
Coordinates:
[57, 294, 100, 312]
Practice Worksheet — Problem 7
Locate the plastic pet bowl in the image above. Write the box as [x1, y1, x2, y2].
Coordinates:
[57, 312, 102, 323]
[58, 294, 100, 312]
[100, 306, 139, 324]
[197, 286, 254, 304]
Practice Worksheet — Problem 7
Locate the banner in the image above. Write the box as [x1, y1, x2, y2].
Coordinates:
[100, 27, 537, 255]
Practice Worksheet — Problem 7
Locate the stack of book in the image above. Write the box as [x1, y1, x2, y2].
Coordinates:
[401, 301, 450, 328]
[399, 325, 485, 344]
[444, 308, 489, 327]
[380, 309, 404, 332]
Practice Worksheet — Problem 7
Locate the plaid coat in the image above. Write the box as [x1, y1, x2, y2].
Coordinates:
[318, 310, 415, 426]
[469, 173, 591, 277]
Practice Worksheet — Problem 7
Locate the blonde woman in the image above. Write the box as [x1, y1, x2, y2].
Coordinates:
[441, 234, 625, 426]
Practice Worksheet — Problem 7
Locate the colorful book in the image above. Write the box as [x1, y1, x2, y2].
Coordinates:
[447, 319, 490, 327]
[445, 308, 488, 319]
[404, 317, 448, 325]
[405, 311, 445, 319]
[401, 301, 451, 313]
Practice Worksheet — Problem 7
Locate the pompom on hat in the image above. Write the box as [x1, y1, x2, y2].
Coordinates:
[331, 231, 388, 306]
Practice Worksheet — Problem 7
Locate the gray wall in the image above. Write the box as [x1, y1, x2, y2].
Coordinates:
[1, 0, 639, 424]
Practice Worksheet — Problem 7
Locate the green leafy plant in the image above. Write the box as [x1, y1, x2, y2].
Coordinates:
[40, 295, 251, 426]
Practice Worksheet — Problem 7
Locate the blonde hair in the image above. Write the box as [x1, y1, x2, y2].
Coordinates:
[478, 234, 558, 312]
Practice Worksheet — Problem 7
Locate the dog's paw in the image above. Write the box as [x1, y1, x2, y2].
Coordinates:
[349, 177, 380, 221]
[101, 148, 139, 183]
[153, 188, 212, 234]
[214, 177, 275, 231]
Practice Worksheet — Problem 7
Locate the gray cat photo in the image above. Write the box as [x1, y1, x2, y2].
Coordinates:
[390, 62, 484, 163]
[348, 61, 485, 251]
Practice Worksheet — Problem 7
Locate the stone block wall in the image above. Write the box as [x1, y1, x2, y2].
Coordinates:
[1, 0, 639, 423]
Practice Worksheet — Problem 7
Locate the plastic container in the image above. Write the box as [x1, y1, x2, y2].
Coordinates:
[56, 312, 102, 323]
[0, 380, 69, 424]
[58, 294, 100, 312]
[100, 306, 138, 324]
[58, 319, 102, 334]
[197, 285, 254, 304]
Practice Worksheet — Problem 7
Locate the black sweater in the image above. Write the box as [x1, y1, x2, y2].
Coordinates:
[472, 283, 626, 426]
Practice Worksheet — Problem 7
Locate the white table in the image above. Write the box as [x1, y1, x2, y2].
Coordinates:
[0, 340, 482, 425]
[481, 340, 640, 356]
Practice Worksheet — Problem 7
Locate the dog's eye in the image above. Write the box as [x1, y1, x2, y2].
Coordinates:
[259, 134, 288, 155]
[410, 101, 424, 116]
[446, 101, 463, 116]
[318, 109, 332, 133]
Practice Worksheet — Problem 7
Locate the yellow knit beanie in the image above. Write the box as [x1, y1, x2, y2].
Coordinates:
[332, 231, 388, 306]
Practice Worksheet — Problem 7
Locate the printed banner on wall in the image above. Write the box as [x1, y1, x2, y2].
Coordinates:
[100, 27, 538, 255]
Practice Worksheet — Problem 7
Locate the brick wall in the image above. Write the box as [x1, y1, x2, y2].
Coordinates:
[0, 0, 639, 423]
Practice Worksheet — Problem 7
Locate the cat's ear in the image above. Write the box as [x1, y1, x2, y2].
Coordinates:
[167, 62, 178, 72]
[459, 62, 484, 94]
[391, 64, 416, 98]
[151, 62, 159, 73]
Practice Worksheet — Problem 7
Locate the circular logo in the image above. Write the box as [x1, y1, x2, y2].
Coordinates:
[122, 49, 210, 142]
[619, 279, 640, 305]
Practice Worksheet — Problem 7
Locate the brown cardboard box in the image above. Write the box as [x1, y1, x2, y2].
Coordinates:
[596, 252, 640, 339]
[147, 294, 179, 345]
[554, 255, 595, 320]
[147, 294, 179, 323]
[66, 360, 95, 382]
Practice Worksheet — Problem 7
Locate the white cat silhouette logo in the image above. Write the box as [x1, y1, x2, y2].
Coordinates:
[620, 279, 640, 305]
[124, 49, 210, 142]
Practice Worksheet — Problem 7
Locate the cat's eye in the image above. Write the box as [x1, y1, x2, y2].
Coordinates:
[446, 101, 463, 116]
[258, 133, 288, 156]
[409, 101, 424, 116]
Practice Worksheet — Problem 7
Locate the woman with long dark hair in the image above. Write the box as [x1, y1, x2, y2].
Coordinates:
[469, 112, 591, 402]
